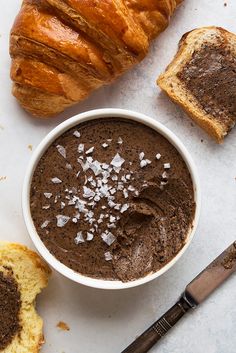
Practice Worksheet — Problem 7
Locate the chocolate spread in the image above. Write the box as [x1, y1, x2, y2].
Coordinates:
[30, 118, 195, 281]
[221, 242, 236, 270]
[0, 270, 21, 350]
[177, 45, 236, 131]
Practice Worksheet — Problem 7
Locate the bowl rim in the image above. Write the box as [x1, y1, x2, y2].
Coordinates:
[22, 108, 201, 290]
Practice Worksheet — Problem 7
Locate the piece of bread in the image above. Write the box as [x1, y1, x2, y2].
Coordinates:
[0, 241, 51, 353]
[157, 27, 236, 143]
[10, 0, 182, 118]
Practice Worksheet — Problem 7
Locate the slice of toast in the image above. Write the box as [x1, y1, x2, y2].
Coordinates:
[157, 27, 236, 143]
[0, 242, 51, 353]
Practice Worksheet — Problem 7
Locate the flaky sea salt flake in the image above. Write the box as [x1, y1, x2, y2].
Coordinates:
[114, 167, 121, 174]
[102, 143, 109, 148]
[41, 220, 50, 229]
[117, 137, 123, 145]
[78, 144, 84, 153]
[86, 146, 94, 155]
[90, 160, 102, 176]
[139, 152, 145, 160]
[108, 200, 116, 208]
[140, 159, 151, 168]
[111, 153, 125, 168]
[128, 185, 135, 192]
[56, 215, 70, 227]
[83, 186, 95, 199]
[164, 163, 171, 169]
[121, 176, 127, 183]
[94, 195, 100, 202]
[104, 251, 113, 261]
[77, 159, 89, 172]
[73, 131, 81, 138]
[99, 185, 110, 197]
[162, 171, 168, 179]
[56, 145, 66, 158]
[110, 215, 116, 223]
[66, 163, 72, 170]
[102, 163, 109, 170]
[110, 188, 116, 195]
[87, 232, 94, 241]
[120, 204, 129, 213]
[156, 153, 161, 160]
[117, 182, 124, 191]
[51, 177, 62, 184]
[123, 189, 128, 198]
[74, 232, 85, 245]
[101, 232, 116, 246]
[44, 192, 52, 199]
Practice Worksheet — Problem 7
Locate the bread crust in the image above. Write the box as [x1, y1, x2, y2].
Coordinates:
[10, 0, 181, 117]
[157, 26, 236, 143]
[0, 241, 51, 353]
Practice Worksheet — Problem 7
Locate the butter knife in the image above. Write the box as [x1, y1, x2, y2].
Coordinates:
[122, 241, 236, 353]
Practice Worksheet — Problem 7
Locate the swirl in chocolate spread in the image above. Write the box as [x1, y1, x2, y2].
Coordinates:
[30, 118, 195, 281]
[0, 269, 21, 350]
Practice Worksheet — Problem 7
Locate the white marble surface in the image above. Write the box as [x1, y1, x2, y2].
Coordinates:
[0, 1, 236, 352]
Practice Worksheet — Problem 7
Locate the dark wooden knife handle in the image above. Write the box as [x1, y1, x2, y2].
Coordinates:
[122, 297, 192, 353]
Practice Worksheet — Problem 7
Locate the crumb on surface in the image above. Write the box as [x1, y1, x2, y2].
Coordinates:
[57, 321, 70, 331]
[224, 2, 227, 6]
[28, 144, 33, 151]
[0, 124, 4, 130]
[201, 139, 204, 143]
[0, 176, 6, 181]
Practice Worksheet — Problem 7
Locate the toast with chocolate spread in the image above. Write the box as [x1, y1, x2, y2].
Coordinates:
[157, 27, 236, 143]
[0, 242, 51, 353]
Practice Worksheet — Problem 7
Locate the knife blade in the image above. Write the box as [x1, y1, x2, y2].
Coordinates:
[122, 241, 236, 353]
[185, 241, 236, 305]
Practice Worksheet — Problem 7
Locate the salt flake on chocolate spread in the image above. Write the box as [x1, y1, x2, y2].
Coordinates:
[111, 153, 125, 168]
[74, 232, 85, 244]
[101, 232, 116, 246]
[56, 215, 70, 227]
[51, 177, 62, 184]
[56, 145, 66, 159]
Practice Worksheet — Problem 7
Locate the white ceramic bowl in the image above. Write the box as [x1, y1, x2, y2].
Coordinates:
[22, 109, 201, 290]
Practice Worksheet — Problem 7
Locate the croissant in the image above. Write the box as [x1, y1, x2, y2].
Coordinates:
[10, 0, 182, 117]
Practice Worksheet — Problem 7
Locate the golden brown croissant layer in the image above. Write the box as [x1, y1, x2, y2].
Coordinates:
[10, 0, 182, 117]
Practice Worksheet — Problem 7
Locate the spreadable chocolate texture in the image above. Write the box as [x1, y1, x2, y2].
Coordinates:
[30, 118, 195, 282]
[177, 45, 236, 132]
[0, 270, 21, 350]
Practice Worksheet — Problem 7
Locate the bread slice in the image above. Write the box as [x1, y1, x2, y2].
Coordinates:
[157, 27, 236, 143]
[0, 242, 51, 353]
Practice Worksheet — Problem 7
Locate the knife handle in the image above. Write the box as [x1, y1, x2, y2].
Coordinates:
[122, 297, 192, 353]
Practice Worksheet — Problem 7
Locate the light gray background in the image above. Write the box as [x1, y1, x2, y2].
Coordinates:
[0, 1, 235, 352]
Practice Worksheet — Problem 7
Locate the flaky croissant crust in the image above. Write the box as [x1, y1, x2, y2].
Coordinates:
[10, 0, 182, 117]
